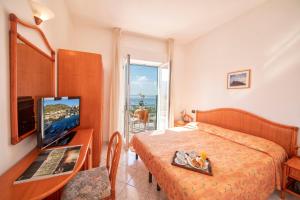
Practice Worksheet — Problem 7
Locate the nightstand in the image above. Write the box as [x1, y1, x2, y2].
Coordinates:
[174, 120, 188, 127]
[281, 156, 300, 199]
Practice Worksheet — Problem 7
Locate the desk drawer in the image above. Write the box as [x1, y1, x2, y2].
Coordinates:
[290, 168, 300, 180]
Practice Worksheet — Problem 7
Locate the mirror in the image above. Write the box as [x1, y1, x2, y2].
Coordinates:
[10, 14, 55, 144]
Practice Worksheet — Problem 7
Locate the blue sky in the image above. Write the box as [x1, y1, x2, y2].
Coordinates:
[230, 73, 246, 83]
[43, 98, 80, 107]
[130, 64, 158, 96]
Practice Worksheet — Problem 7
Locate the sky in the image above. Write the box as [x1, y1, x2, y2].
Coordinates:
[230, 73, 246, 83]
[43, 98, 80, 107]
[130, 64, 158, 96]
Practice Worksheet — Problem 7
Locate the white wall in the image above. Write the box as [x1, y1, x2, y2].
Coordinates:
[121, 33, 168, 63]
[0, 0, 73, 175]
[181, 0, 300, 142]
[42, 0, 74, 49]
[172, 42, 186, 120]
[69, 22, 113, 142]
[0, 0, 43, 175]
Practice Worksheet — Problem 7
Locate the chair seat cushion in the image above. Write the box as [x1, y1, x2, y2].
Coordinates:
[61, 166, 111, 200]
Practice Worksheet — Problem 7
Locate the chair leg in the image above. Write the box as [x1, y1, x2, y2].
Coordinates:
[157, 184, 161, 191]
[135, 154, 139, 160]
[111, 191, 116, 200]
[149, 172, 152, 183]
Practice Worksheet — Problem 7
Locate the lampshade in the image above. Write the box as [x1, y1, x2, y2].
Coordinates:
[29, 0, 55, 25]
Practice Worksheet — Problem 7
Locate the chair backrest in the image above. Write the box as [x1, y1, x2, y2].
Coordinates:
[134, 108, 149, 123]
[142, 109, 149, 124]
[134, 108, 144, 120]
[106, 131, 122, 194]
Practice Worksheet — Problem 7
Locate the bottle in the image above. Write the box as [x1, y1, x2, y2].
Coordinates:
[200, 150, 207, 161]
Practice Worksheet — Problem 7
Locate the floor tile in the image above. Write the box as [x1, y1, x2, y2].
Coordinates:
[269, 190, 299, 200]
[127, 172, 156, 193]
[146, 188, 169, 200]
[117, 184, 149, 200]
[116, 165, 135, 183]
[115, 181, 127, 196]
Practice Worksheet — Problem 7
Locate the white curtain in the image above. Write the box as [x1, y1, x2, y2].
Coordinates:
[109, 28, 122, 138]
[121, 33, 168, 63]
[168, 38, 175, 127]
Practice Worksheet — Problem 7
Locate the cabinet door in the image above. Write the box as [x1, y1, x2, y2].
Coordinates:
[58, 49, 103, 167]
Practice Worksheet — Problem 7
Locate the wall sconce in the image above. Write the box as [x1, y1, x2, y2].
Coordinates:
[29, 0, 55, 25]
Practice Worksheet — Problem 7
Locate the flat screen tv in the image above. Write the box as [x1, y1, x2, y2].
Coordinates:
[38, 97, 80, 148]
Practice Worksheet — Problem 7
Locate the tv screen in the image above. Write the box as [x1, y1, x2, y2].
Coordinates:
[38, 97, 80, 148]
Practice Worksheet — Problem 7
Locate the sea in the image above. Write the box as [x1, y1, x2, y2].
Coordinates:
[43, 115, 79, 145]
[129, 95, 157, 106]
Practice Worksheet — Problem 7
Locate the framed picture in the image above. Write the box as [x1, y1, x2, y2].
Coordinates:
[227, 69, 251, 89]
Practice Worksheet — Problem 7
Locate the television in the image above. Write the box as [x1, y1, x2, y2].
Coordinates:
[37, 97, 80, 148]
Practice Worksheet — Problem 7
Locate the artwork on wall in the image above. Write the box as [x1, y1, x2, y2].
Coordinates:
[227, 69, 251, 89]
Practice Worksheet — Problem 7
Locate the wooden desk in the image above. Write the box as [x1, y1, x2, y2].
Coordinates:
[0, 129, 93, 200]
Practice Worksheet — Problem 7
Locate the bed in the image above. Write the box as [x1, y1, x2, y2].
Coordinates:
[131, 108, 298, 200]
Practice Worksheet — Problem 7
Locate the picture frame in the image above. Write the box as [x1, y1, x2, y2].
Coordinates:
[227, 69, 251, 89]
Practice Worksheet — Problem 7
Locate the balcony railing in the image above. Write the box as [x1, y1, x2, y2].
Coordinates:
[128, 95, 158, 133]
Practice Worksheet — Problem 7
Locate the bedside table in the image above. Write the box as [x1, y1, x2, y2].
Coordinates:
[281, 156, 300, 199]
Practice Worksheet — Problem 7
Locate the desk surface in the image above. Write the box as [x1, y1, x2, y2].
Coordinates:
[0, 129, 93, 200]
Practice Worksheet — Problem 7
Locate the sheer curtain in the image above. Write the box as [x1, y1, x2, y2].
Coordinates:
[168, 38, 175, 128]
[109, 28, 122, 138]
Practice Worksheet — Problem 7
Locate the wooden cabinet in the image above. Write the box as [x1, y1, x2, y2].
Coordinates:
[58, 49, 103, 167]
[282, 156, 300, 199]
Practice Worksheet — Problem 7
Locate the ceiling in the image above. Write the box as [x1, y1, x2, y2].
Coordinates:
[65, 0, 268, 43]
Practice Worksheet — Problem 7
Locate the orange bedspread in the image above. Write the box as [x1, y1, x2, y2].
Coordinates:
[131, 122, 287, 200]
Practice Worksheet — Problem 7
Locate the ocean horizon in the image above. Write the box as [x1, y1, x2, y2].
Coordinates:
[130, 95, 157, 106]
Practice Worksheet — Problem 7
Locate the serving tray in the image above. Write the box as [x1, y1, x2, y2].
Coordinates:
[171, 151, 213, 176]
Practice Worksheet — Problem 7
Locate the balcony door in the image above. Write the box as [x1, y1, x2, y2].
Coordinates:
[124, 58, 170, 148]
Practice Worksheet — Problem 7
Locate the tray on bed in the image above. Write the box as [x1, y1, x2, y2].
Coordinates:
[171, 151, 213, 176]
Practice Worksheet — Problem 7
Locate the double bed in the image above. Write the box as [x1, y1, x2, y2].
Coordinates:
[131, 108, 298, 200]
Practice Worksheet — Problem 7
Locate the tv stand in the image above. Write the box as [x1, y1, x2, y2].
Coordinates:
[50, 131, 77, 147]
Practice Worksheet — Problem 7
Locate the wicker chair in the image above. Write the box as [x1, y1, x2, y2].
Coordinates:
[61, 131, 122, 200]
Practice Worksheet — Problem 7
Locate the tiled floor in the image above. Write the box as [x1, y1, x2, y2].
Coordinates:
[101, 145, 299, 200]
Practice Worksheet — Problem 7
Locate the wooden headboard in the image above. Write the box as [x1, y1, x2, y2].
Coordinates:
[196, 108, 298, 157]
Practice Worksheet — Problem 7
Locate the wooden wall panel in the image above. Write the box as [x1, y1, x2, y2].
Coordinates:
[196, 108, 298, 157]
[17, 43, 53, 97]
[58, 49, 103, 167]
